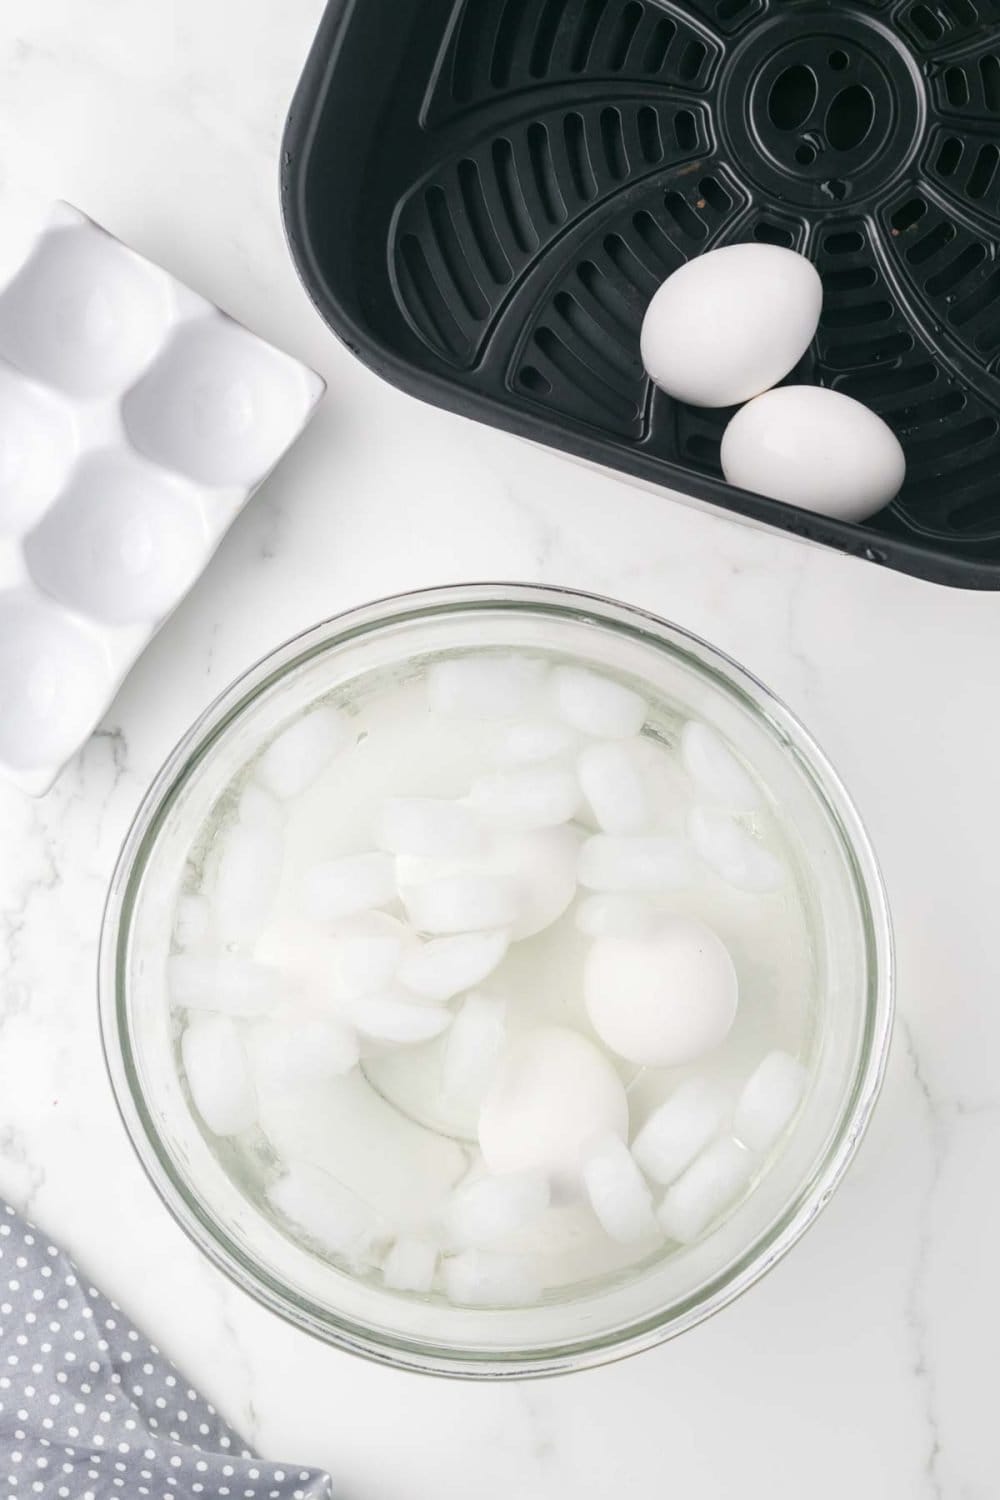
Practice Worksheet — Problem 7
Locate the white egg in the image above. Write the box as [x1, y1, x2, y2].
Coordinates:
[478, 1025, 628, 1178]
[584, 917, 738, 1067]
[640, 244, 822, 408]
[721, 385, 905, 522]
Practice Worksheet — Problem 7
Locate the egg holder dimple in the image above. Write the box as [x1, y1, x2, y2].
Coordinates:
[0, 202, 325, 795]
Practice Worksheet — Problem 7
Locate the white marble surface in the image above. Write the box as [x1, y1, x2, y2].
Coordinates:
[0, 2, 996, 1495]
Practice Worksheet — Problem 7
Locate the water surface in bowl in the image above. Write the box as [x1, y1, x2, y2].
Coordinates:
[166, 647, 817, 1309]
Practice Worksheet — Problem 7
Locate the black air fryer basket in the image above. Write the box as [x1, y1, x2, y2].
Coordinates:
[283, 0, 1000, 588]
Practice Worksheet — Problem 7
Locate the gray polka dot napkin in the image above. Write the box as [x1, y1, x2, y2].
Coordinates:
[0, 1200, 333, 1500]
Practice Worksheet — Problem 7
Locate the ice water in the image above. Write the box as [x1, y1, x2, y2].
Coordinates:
[168, 651, 816, 1306]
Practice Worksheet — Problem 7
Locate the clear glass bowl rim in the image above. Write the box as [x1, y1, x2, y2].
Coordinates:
[99, 582, 894, 1379]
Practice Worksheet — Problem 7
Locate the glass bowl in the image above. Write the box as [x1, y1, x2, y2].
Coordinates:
[99, 584, 892, 1377]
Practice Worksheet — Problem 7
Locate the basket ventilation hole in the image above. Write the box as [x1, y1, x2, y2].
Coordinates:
[601, 107, 629, 179]
[675, 109, 698, 150]
[664, 191, 707, 239]
[826, 265, 878, 291]
[945, 68, 970, 107]
[642, 18, 676, 74]
[609, 2, 644, 71]
[637, 106, 664, 164]
[826, 229, 866, 253]
[520, 366, 552, 396]
[754, 220, 795, 245]
[926, 242, 986, 295]
[699, 176, 730, 212]
[529, 0, 569, 79]
[678, 40, 708, 82]
[969, 144, 1000, 199]
[949, 0, 978, 26]
[891, 199, 926, 232]
[910, 5, 945, 42]
[981, 55, 1000, 111]
[826, 87, 875, 150]
[491, 0, 532, 89]
[492, 138, 537, 254]
[570, 0, 604, 72]
[908, 221, 956, 264]
[768, 65, 817, 131]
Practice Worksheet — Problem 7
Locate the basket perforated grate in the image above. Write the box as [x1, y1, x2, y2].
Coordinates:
[284, 0, 1000, 586]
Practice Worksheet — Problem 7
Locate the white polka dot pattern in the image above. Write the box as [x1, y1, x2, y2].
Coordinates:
[0, 1202, 332, 1499]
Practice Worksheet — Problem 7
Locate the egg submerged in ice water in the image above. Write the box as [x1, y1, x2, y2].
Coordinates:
[585, 917, 739, 1068]
[478, 1025, 629, 1179]
[721, 386, 906, 522]
[640, 244, 823, 408]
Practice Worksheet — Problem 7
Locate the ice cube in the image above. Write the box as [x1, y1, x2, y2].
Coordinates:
[393, 853, 465, 888]
[346, 988, 453, 1045]
[688, 806, 784, 893]
[364, 1037, 477, 1140]
[575, 893, 659, 939]
[256, 1069, 466, 1228]
[169, 953, 216, 1008]
[493, 720, 580, 765]
[442, 1170, 550, 1250]
[550, 666, 646, 739]
[168, 954, 279, 1017]
[267, 1162, 384, 1264]
[213, 819, 284, 944]
[632, 1078, 730, 1185]
[255, 706, 350, 800]
[581, 1133, 657, 1245]
[301, 852, 396, 924]
[680, 721, 761, 812]
[377, 796, 483, 859]
[468, 765, 581, 831]
[248, 1015, 359, 1087]
[400, 873, 521, 934]
[486, 825, 581, 940]
[657, 1138, 754, 1244]
[577, 741, 649, 834]
[397, 930, 510, 1002]
[237, 781, 286, 834]
[427, 656, 547, 720]
[382, 1237, 438, 1294]
[733, 1051, 808, 1153]
[442, 993, 507, 1109]
[181, 1015, 257, 1137]
[328, 912, 412, 998]
[578, 834, 692, 892]
[442, 1249, 542, 1307]
[478, 1026, 628, 1178]
[173, 893, 211, 951]
[635, 737, 696, 830]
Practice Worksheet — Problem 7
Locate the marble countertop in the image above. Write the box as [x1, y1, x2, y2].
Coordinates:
[0, 2, 995, 1495]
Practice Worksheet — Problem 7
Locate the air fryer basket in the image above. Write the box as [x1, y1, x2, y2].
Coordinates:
[283, 0, 1000, 588]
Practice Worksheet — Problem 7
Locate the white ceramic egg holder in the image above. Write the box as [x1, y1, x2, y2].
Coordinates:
[0, 202, 325, 795]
